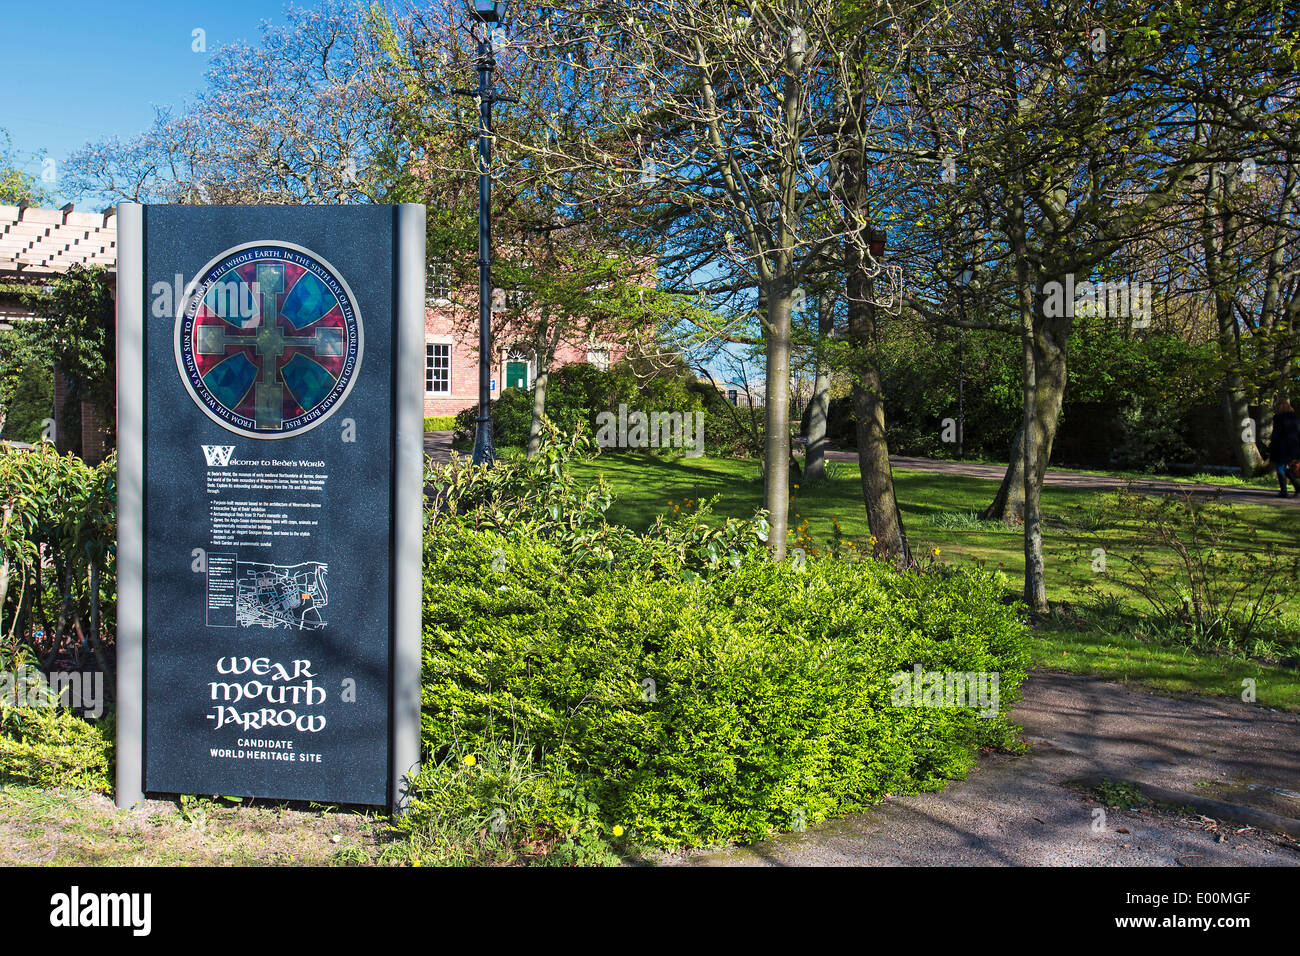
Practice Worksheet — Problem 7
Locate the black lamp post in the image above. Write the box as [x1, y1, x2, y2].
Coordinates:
[454, 0, 515, 465]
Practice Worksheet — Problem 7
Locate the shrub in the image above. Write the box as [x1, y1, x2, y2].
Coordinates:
[1, 445, 116, 670]
[390, 734, 621, 866]
[0, 346, 54, 445]
[0, 704, 112, 791]
[452, 389, 533, 447]
[421, 527, 1026, 847]
[704, 403, 765, 458]
[453, 364, 715, 453]
[1089, 487, 1300, 655]
[420, 426, 1027, 848]
[426, 420, 768, 572]
[424, 416, 457, 431]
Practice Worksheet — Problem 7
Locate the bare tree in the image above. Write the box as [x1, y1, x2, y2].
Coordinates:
[66, 1, 395, 205]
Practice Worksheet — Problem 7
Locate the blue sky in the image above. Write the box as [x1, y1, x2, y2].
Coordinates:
[1, 0, 325, 208]
[1, 0, 753, 382]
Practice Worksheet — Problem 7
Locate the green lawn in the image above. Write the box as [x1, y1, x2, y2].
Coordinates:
[569, 452, 1300, 710]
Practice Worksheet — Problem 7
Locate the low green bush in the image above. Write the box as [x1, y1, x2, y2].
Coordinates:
[389, 735, 622, 866]
[421, 528, 1025, 847]
[424, 416, 457, 432]
[419, 424, 1027, 848]
[0, 704, 112, 792]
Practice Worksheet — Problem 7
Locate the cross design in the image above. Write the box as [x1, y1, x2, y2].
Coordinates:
[253, 264, 287, 429]
[195, 263, 345, 430]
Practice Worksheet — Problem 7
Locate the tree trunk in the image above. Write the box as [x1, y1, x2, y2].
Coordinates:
[1278, 289, 1299, 405]
[526, 315, 563, 458]
[1215, 284, 1265, 475]
[847, 244, 909, 563]
[764, 284, 792, 560]
[1203, 163, 1267, 477]
[527, 371, 549, 458]
[1221, 385, 1265, 475]
[804, 303, 833, 484]
[1019, 268, 1048, 613]
[1254, 160, 1298, 452]
[982, 313, 1069, 526]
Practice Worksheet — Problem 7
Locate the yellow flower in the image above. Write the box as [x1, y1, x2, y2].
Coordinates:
[612, 825, 625, 837]
[932, 547, 941, 558]
[411, 858, 422, 867]
[463, 755, 476, 766]
[869, 535, 877, 545]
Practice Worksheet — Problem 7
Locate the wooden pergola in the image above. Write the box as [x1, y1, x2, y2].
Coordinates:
[0, 202, 117, 322]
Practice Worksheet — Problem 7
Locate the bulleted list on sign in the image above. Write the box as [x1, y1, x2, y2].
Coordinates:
[206, 552, 237, 627]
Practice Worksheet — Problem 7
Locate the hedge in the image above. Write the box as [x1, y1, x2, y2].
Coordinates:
[0, 704, 113, 792]
[420, 522, 1026, 847]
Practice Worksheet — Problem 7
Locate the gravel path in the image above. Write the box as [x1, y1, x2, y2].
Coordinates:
[832, 452, 1300, 508]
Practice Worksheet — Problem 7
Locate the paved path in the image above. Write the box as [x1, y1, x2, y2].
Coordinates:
[424, 430, 454, 465]
[669, 672, 1300, 866]
[829, 451, 1299, 507]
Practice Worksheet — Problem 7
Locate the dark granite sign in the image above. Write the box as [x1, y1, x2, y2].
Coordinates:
[116, 205, 425, 808]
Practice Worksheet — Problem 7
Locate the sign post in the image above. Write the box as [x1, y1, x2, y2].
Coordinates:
[116, 204, 424, 810]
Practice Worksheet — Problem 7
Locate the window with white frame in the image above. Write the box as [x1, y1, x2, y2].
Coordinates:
[426, 343, 451, 393]
[586, 348, 611, 371]
[426, 263, 452, 302]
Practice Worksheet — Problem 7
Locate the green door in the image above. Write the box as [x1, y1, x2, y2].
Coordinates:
[505, 361, 529, 390]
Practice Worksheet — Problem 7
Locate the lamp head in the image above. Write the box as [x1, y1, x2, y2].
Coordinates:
[869, 230, 887, 259]
[464, 0, 506, 24]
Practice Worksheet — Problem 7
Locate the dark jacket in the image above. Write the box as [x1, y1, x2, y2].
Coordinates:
[1271, 411, 1300, 463]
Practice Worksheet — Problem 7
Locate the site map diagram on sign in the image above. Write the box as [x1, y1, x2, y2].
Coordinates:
[236, 561, 329, 629]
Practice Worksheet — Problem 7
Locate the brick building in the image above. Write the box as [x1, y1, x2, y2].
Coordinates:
[420, 260, 627, 419]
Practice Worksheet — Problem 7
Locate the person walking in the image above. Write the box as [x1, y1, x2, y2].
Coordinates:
[1268, 397, 1300, 497]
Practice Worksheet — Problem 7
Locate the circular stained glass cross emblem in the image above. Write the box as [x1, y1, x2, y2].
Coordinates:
[175, 242, 363, 439]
